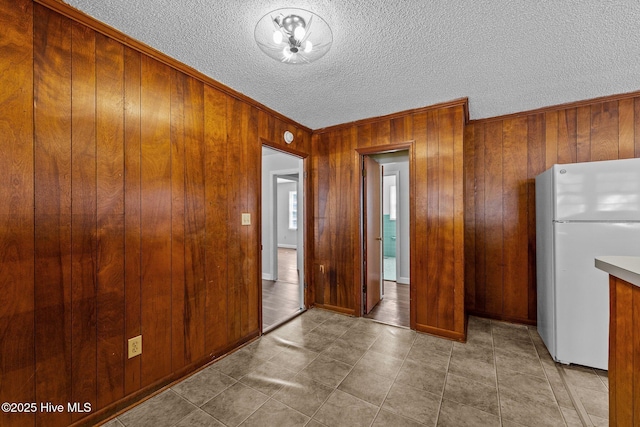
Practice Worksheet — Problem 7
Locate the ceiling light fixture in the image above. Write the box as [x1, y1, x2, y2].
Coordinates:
[255, 8, 333, 65]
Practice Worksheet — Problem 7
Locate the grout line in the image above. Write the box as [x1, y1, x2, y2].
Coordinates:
[527, 327, 590, 427]
[489, 320, 503, 425]
[555, 365, 593, 427]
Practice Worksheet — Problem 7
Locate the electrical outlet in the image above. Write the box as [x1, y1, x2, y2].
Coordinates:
[128, 335, 142, 359]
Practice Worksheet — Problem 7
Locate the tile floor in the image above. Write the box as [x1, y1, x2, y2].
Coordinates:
[102, 309, 608, 427]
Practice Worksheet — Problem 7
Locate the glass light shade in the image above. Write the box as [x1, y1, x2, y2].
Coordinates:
[255, 8, 333, 64]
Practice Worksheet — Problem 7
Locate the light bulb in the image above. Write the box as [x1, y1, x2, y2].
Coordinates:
[304, 40, 313, 53]
[294, 26, 305, 40]
[273, 30, 283, 44]
[282, 46, 292, 59]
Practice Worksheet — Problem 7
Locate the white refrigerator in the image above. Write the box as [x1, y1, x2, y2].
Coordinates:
[536, 158, 640, 370]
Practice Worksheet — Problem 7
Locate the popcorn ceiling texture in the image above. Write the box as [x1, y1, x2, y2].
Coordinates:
[65, 0, 640, 129]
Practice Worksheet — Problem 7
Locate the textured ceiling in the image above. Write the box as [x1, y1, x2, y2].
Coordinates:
[64, 0, 640, 129]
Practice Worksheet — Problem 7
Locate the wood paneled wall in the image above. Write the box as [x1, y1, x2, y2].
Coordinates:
[465, 95, 640, 324]
[0, 1, 311, 426]
[312, 102, 466, 340]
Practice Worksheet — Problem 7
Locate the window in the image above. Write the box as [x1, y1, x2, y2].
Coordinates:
[289, 191, 297, 230]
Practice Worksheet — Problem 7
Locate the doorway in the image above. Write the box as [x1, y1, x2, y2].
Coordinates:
[261, 146, 305, 332]
[362, 150, 410, 328]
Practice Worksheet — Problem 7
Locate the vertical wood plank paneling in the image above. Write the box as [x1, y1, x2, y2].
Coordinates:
[576, 106, 592, 163]
[483, 121, 503, 315]
[635, 99, 640, 158]
[170, 69, 187, 371]
[339, 128, 355, 310]
[225, 98, 243, 342]
[473, 123, 487, 311]
[95, 33, 125, 408]
[123, 46, 142, 395]
[33, 6, 73, 426]
[204, 86, 228, 353]
[313, 133, 330, 305]
[527, 114, 546, 321]
[502, 117, 528, 319]
[463, 124, 476, 310]
[425, 110, 440, 327]
[70, 22, 97, 420]
[590, 101, 619, 161]
[413, 113, 429, 325]
[7, 2, 314, 424]
[326, 133, 338, 306]
[557, 109, 577, 164]
[245, 105, 260, 335]
[469, 96, 640, 324]
[452, 107, 465, 333]
[544, 111, 558, 168]
[140, 55, 172, 386]
[618, 98, 635, 159]
[436, 109, 455, 331]
[0, 0, 35, 425]
[182, 75, 206, 363]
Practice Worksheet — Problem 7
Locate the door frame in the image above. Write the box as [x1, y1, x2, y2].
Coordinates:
[259, 138, 310, 334]
[356, 142, 415, 329]
[383, 170, 401, 283]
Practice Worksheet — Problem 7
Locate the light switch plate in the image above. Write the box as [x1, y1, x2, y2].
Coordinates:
[241, 213, 251, 226]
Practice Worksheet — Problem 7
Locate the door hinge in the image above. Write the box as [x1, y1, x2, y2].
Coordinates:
[362, 284, 367, 293]
[362, 167, 366, 177]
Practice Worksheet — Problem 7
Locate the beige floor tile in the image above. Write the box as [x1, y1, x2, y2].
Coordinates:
[338, 366, 394, 406]
[354, 349, 404, 379]
[559, 406, 584, 427]
[497, 368, 557, 407]
[382, 383, 440, 425]
[313, 390, 378, 427]
[574, 385, 608, 419]
[118, 390, 197, 427]
[448, 356, 496, 386]
[395, 359, 447, 396]
[562, 365, 609, 393]
[272, 374, 333, 417]
[491, 320, 532, 342]
[443, 372, 499, 415]
[239, 399, 309, 427]
[405, 338, 451, 371]
[299, 354, 353, 388]
[590, 414, 609, 426]
[437, 399, 500, 427]
[494, 346, 546, 378]
[174, 409, 225, 427]
[321, 337, 369, 365]
[267, 345, 319, 372]
[238, 361, 297, 396]
[492, 335, 538, 359]
[372, 409, 426, 426]
[171, 366, 236, 406]
[212, 348, 269, 380]
[200, 383, 269, 427]
[411, 332, 453, 355]
[339, 328, 379, 348]
[499, 394, 565, 427]
[452, 341, 495, 365]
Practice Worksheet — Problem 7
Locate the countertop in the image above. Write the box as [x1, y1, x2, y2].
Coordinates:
[595, 256, 640, 288]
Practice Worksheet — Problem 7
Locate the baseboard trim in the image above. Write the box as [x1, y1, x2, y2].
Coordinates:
[262, 273, 274, 280]
[397, 276, 410, 285]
